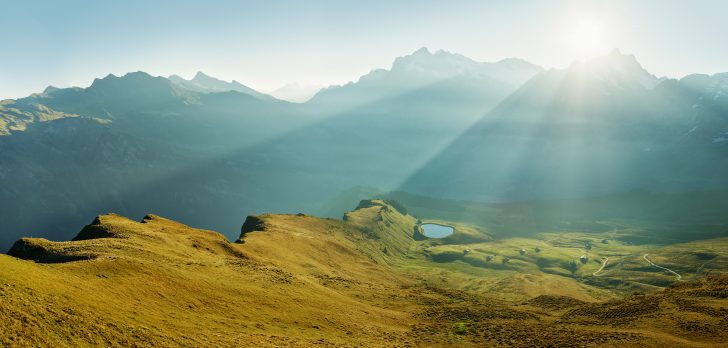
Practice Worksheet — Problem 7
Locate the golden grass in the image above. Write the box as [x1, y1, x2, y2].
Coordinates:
[2, 200, 727, 347]
[1, 207, 422, 346]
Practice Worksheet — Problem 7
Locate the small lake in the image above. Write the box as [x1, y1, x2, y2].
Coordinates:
[421, 223, 454, 238]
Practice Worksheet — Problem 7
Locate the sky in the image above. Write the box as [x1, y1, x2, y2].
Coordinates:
[1, 0, 727, 99]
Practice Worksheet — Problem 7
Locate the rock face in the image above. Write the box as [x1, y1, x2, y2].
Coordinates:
[238, 215, 266, 242]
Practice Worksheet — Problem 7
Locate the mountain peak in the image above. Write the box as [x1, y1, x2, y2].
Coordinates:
[589, 49, 641, 67]
[91, 73, 118, 84]
[43, 86, 60, 94]
[114, 71, 156, 81]
[310, 49, 543, 105]
[193, 71, 215, 81]
[167, 72, 275, 101]
[567, 50, 659, 90]
[90, 72, 149, 88]
[83, 71, 186, 104]
[412, 47, 432, 56]
[391, 47, 478, 76]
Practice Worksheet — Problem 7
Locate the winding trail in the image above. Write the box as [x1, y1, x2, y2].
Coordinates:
[643, 254, 682, 281]
[592, 257, 609, 276]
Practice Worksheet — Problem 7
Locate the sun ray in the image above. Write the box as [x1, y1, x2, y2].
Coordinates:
[568, 16, 610, 60]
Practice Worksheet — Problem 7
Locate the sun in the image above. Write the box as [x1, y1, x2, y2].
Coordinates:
[568, 17, 609, 60]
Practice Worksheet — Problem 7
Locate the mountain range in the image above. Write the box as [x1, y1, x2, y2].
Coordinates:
[401, 49, 728, 201]
[168, 71, 278, 101]
[1, 47, 728, 249]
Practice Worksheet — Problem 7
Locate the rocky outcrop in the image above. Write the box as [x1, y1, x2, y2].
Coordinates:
[73, 215, 125, 241]
[354, 199, 383, 211]
[7, 238, 96, 263]
[413, 225, 427, 241]
[7, 212, 241, 263]
[237, 215, 266, 243]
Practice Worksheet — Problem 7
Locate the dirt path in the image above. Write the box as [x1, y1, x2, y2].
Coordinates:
[592, 257, 609, 276]
[643, 254, 682, 281]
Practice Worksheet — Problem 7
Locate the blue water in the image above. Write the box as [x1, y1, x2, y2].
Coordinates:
[421, 223, 454, 238]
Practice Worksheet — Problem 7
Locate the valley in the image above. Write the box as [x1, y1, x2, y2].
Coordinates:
[2, 48, 728, 253]
[4, 2, 728, 347]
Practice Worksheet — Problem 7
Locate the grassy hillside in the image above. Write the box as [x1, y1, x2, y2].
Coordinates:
[381, 190, 728, 241]
[2, 200, 727, 346]
[1, 203, 421, 346]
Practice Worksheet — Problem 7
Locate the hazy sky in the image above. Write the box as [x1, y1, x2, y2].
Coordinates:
[2, 0, 727, 99]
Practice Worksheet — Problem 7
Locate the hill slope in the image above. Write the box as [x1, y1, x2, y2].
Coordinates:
[1, 201, 420, 346]
[2, 201, 727, 347]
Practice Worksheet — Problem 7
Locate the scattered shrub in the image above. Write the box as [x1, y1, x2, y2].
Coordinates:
[454, 322, 467, 335]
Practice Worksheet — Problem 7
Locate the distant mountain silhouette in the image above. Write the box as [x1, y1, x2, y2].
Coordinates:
[169, 71, 276, 101]
[399, 50, 728, 201]
[268, 83, 323, 103]
[309, 47, 543, 107]
[1, 49, 727, 249]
